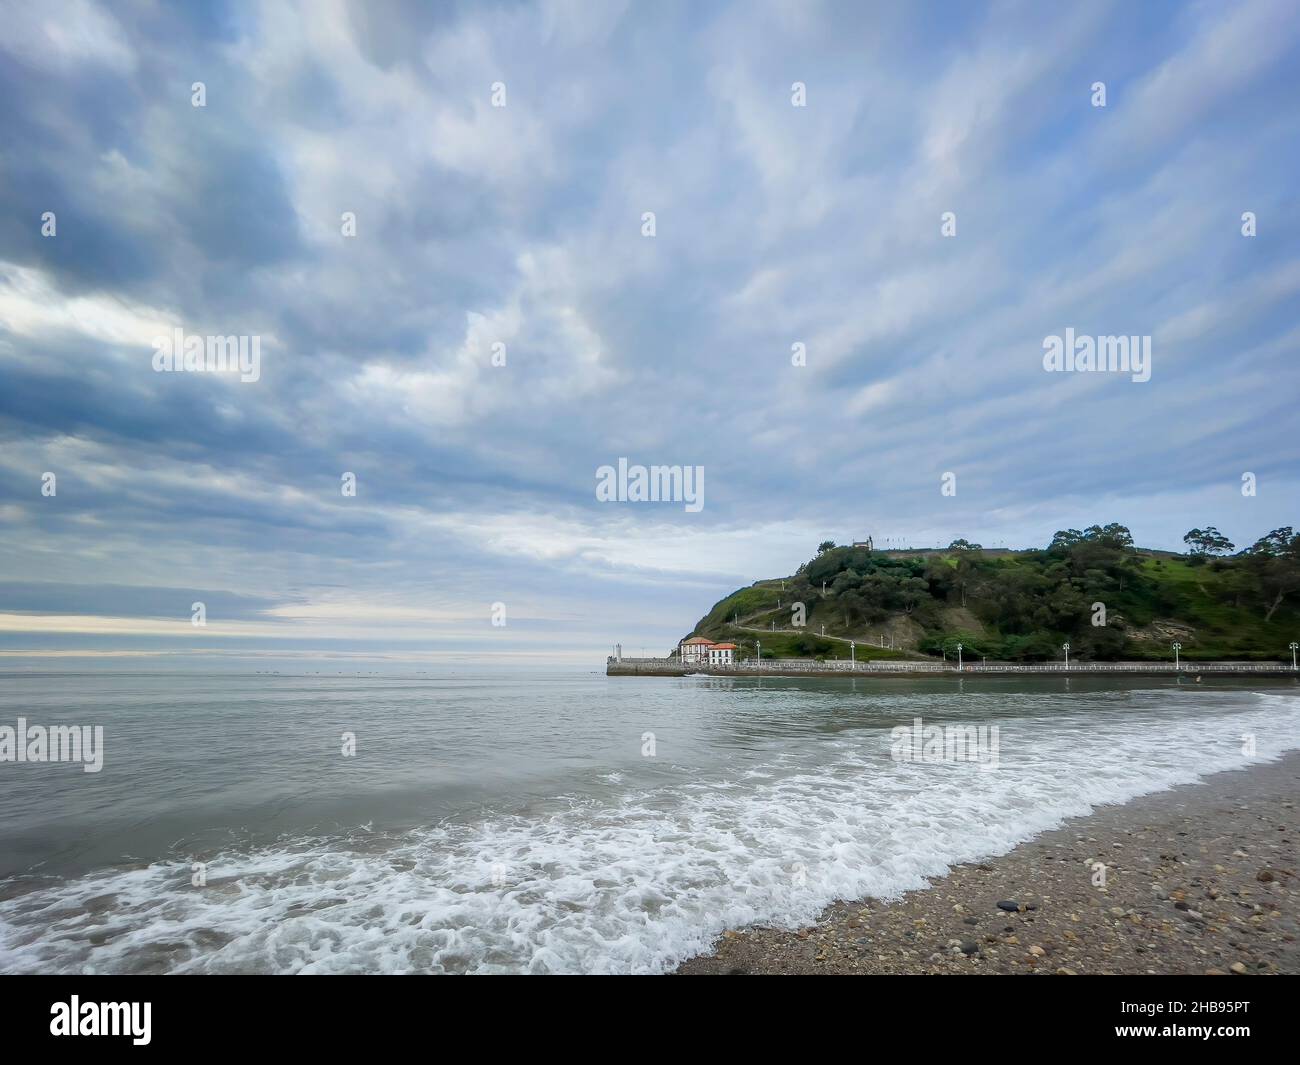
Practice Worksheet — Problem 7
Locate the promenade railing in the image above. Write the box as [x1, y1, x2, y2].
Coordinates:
[704, 658, 1293, 674]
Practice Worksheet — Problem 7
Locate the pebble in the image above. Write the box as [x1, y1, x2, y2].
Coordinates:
[677, 757, 1300, 976]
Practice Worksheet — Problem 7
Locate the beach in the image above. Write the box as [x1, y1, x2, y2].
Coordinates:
[3, 672, 1296, 974]
[678, 751, 1300, 975]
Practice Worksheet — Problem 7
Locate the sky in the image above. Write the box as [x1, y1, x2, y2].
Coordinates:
[0, 0, 1298, 669]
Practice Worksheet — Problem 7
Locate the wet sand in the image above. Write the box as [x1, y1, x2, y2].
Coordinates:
[678, 752, 1300, 975]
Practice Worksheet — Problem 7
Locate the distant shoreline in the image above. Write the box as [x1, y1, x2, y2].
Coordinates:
[677, 751, 1300, 975]
[607, 658, 1300, 679]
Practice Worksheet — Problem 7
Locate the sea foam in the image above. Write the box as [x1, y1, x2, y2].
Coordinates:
[2, 691, 1297, 974]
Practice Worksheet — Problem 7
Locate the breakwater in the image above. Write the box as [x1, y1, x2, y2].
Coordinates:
[606, 657, 1297, 678]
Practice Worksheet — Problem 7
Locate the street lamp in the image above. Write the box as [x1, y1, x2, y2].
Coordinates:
[850, 640, 855, 667]
[756, 640, 761, 671]
[1290, 642, 1298, 671]
[1062, 642, 1070, 669]
[956, 642, 963, 672]
[1172, 641, 1182, 671]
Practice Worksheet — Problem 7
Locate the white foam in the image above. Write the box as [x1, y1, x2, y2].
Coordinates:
[2, 691, 1297, 974]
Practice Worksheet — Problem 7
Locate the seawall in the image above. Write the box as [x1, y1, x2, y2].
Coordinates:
[606, 657, 1297, 679]
[606, 657, 688, 676]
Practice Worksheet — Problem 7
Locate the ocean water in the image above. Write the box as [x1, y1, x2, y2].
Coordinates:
[1, 670, 1297, 974]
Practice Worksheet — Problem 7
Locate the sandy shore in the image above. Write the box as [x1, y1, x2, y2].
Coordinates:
[678, 752, 1300, 975]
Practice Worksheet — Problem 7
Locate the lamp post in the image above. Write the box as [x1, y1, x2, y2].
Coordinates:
[1062, 642, 1070, 669]
[850, 640, 855, 668]
[957, 642, 963, 672]
[1290, 642, 1298, 671]
[756, 640, 761, 671]
[1172, 641, 1182, 671]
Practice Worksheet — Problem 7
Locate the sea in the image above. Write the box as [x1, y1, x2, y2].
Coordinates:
[1, 669, 1297, 974]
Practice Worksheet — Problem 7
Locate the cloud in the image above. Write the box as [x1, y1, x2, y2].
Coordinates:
[0, 0, 1298, 661]
[0, 0, 136, 74]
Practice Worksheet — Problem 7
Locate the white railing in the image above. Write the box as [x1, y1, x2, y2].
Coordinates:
[609, 656, 1296, 675]
[708, 658, 1293, 674]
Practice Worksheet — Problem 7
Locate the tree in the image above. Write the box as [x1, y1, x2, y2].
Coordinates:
[899, 576, 929, 615]
[1244, 527, 1295, 558]
[1084, 523, 1135, 549]
[1075, 625, 1127, 659]
[817, 540, 836, 555]
[1048, 529, 1085, 552]
[830, 571, 861, 595]
[1183, 526, 1235, 556]
[947, 547, 979, 607]
[1241, 528, 1300, 621]
[839, 589, 866, 627]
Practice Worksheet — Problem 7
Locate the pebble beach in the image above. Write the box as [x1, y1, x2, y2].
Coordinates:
[678, 752, 1300, 975]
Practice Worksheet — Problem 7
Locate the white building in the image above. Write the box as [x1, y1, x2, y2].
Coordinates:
[680, 637, 737, 667]
[679, 637, 713, 664]
[707, 643, 736, 666]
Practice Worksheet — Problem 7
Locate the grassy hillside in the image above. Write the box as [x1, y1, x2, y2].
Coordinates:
[684, 524, 1300, 662]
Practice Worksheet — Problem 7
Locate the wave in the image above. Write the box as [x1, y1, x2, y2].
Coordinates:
[2, 691, 1297, 974]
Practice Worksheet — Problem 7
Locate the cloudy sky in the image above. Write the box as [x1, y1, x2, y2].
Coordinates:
[1, 0, 1297, 668]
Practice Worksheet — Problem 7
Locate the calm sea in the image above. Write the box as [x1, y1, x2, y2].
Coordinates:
[1, 670, 1297, 973]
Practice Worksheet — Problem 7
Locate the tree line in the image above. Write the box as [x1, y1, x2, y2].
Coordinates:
[791, 524, 1300, 660]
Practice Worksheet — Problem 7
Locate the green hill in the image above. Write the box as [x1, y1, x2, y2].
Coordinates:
[684, 524, 1300, 663]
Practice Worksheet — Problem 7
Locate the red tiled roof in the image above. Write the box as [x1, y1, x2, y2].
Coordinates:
[711, 643, 737, 650]
[681, 637, 713, 645]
